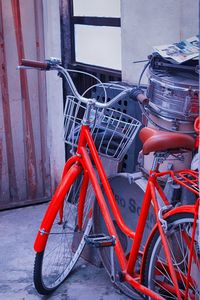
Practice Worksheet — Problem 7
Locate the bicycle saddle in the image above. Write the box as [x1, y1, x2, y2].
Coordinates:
[139, 127, 195, 155]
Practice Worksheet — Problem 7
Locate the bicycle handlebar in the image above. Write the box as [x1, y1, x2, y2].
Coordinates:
[19, 58, 149, 109]
[19, 58, 197, 134]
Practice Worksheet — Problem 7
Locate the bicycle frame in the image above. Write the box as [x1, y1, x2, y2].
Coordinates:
[34, 124, 198, 300]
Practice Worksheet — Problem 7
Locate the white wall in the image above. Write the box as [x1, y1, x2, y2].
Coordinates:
[43, 0, 65, 190]
[121, 0, 199, 84]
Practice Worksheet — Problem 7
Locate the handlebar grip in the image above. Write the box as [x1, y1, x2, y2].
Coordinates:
[137, 93, 149, 105]
[21, 59, 50, 70]
[129, 87, 149, 105]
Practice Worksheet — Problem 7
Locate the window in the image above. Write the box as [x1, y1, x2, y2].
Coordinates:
[71, 0, 121, 71]
[73, 0, 120, 17]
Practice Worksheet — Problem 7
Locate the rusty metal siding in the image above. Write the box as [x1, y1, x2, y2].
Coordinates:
[0, 0, 51, 209]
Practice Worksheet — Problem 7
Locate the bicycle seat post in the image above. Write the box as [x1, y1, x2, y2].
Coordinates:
[151, 152, 169, 172]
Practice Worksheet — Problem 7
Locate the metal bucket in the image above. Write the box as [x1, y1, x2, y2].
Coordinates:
[146, 68, 199, 121]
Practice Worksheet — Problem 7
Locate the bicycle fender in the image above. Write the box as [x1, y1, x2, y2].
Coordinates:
[61, 155, 82, 179]
[34, 164, 82, 253]
[140, 204, 196, 277]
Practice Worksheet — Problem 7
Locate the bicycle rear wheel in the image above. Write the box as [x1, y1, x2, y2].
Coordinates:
[34, 169, 93, 295]
[142, 212, 200, 299]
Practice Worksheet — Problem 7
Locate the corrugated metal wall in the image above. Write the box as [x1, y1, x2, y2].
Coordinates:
[0, 0, 51, 209]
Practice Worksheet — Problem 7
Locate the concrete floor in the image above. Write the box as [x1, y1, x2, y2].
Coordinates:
[0, 203, 130, 300]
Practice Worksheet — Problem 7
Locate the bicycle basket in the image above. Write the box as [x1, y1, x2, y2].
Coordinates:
[64, 96, 141, 161]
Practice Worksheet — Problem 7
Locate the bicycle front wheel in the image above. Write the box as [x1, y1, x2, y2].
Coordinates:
[142, 212, 200, 299]
[34, 169, 93, 295]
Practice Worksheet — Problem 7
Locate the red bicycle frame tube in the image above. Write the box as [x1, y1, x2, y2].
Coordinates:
[125, 274, 165, 300]
[126, 181, 152, 273]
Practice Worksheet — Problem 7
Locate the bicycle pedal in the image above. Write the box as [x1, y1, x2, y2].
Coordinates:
[84, 234, 116, 248]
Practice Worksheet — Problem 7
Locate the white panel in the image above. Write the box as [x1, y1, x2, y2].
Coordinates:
[73, 0, 120, 17]
[121, 0, 199, 84]
[75, 25, 121, 70]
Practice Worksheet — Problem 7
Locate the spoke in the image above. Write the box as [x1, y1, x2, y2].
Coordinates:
[56, 234, 67, 276]
[45, 239, 64, 258]
[155, 256, 174, 285]
[167, 231, 187, 290]
[42, 210, 75, 284]
[167, 225, 197, 294]
[46, 239, 62, 283]
[174, 224, 188, 272]
[153, 279, 177, 299]
[175, 224, 197, 293]
[49, 231, 75, 234]
[44, 230, 73, 256]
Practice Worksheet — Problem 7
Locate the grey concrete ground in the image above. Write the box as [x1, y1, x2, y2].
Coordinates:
[0, 203, 130, 300]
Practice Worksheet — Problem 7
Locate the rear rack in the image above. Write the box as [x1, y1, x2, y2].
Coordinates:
[170, 170, 199, 195]
[154, 170, 199, 196]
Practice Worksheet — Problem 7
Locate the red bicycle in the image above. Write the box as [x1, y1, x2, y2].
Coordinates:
[20, 58, 199, 299]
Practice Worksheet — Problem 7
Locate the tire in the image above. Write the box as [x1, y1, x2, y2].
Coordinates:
[142, 212, 200, 299]
[34, 170, 93, 295]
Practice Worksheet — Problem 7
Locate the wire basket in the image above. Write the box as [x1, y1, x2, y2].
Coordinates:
[64, 96, 141, 161]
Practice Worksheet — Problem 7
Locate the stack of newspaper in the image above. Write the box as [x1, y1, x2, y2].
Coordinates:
[153, 35, 199, 64]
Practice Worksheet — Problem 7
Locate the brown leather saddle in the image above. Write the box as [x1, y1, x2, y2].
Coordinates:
[139, 127, 195, 155]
